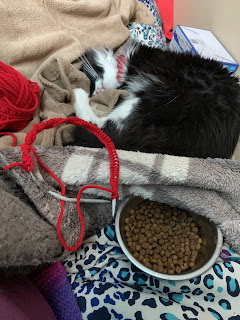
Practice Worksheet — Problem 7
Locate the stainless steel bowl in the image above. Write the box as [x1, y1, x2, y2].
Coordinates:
[115, 196, 223, 281]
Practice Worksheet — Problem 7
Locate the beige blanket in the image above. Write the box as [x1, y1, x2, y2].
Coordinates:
[0, 0, 154, 149]
[0, 0, 154, 78]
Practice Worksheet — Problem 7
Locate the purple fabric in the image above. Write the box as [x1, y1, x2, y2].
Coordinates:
[34, 261, 82, 320]
[0, 278, 56, 320]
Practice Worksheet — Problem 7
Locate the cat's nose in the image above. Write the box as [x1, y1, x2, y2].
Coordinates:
[96, 87, 103, 94]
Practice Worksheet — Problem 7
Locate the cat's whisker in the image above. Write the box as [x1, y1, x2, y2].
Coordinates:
[82, 64, 98, 79]
[163, 95, 180, 105]
[82, 55, 98, 76]
[80, 55, 99, 79]
[81, 59, 97, 75]
[81, 61, 95, 75]
[81, 56, 92, 70]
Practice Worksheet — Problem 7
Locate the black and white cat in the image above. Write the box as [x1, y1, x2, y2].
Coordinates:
[72, 43, 240, 159]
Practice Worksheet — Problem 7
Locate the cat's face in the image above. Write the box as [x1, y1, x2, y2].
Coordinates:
[81, 49, 121, 95]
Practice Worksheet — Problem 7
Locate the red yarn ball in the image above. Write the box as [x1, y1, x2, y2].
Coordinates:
[0, 61, 41, 132]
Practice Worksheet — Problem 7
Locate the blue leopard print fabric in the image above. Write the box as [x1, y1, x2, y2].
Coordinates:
[128, 0, 167, 50]
[64, 225, 240, 320]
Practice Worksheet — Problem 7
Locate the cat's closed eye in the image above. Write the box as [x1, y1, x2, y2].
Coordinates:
[80, 48, 121, 96]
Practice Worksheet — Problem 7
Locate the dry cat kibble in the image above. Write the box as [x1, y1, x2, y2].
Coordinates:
[124, 200, 202, 275]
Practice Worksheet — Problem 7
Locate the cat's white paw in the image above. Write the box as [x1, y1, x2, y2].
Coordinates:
[73, 88, 105, 128]
[73, 88, 89, 105]
[73, 88, 90, 119]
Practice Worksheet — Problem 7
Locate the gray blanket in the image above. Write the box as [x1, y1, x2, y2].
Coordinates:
[0, 145, 240, 269]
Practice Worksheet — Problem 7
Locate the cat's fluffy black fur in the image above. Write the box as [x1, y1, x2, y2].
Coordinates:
[74, 45, 240, 159]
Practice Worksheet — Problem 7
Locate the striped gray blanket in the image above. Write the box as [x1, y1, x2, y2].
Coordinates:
[1, 145, 240, 262]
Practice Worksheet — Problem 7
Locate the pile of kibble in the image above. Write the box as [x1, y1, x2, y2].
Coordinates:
[124, 200, 202, 274]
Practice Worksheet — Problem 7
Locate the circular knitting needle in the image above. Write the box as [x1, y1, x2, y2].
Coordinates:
[49, 190, 111, 203]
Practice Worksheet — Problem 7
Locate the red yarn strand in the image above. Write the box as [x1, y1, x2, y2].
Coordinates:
[3, 117, 119, 252]
[0, 132, 17, 147]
